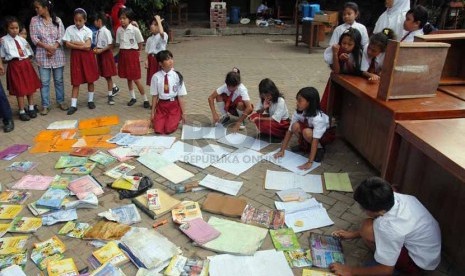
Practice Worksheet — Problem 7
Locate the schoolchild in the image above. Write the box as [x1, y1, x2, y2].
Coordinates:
[400, 5, 429, 42]
[328, 2, 369, 48]
[145, 15, 168, 87]
[361, 28, 396, 81]
[374, 0, 410, 40]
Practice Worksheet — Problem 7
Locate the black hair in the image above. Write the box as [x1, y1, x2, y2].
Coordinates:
[33, 0, 59, 28]
[422, 22, 436, 35]
[370, 28, 396, 52]
[149, 16, 169, 34]
[225, 71, 241, 87]
[406, 5, 428, 28]
[258, 78, 283, 104]
[354, 177, 395, 212]
[296, 87, 321, 117]
[3, 16, 19, 32]
[338, 27, 363, 73]
[94, 11, 112, 29]
[343, 2, 359, 16]
[74, 8, 88, 21]
[119, 7, 136, 21]
[157, 50, 184, 86]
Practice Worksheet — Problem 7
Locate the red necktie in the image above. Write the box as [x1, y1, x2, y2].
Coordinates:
[400, 32, 411, 42]
[224, 90, 235, 112]
[164, 73, 169, 94]
[14, 39, 25, 57]
[368, 58, 376, 73]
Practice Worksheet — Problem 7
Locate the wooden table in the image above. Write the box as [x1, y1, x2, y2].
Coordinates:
[384, 119, 465, 272]
[295, 20, 324, 53]
[327, 74, 465, 172]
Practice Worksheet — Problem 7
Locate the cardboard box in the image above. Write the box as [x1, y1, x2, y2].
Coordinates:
[313, 10, 338, 26]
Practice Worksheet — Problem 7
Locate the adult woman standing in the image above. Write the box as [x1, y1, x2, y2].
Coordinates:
[30, 0, 68, 115]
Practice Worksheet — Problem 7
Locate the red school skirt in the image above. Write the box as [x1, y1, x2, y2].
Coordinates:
[146, 54, 159, 85]
[118, 49, 141, 81]
[6, 59, 41, 97]
[249, 113, 290, 139]
[70, 49, 99, 86]
[153, 97, 182, 135]
[96, 49, 117, 78]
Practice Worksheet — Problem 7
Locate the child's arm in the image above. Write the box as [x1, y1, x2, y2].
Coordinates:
[330, 44, 341, 74]
[297, 137, 319, 170]
[155, 15, 164, 37]
[178, 96, 186, 123]
[232, 100, 253, 132]
[144, 53, 149, 69]
[330, 263, 394, 276]
[94, 42, 113, 55]
[137, 42, 143, 51]
[362, 71, 380, 81]
[208, 90, 220, 124]
[151, 94, 159, 121]
[274, 130, 293, 158]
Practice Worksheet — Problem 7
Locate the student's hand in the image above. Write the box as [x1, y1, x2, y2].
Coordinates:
[339, 53, 349, 62]
[155, 15, 162, 22]
[212, 113, 220, 124]
[332, 44, 340, 55]
[273, 150, 285, 159]
[144, 60, 148, 69]
[329, 263, 353, 276]
[297, 161, 313, 170]
[368, 74, 380, 82]
[231, 122, 241, 133]
[332, 230, 358, 239]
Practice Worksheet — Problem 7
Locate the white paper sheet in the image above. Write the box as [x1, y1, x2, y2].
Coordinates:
[47, 120, 78, 130]
[208, 250, 293, 276]
[217, 133, 270, 151]
[160, 141, 202, 163]
[275, 199, 333, 233]
[131, 136, 176, 149]
[138, 153, 193, 184]
[263, 150, 320, 175]
[212, 148, 263, 176]
[199, 174, 243, 196]
[181, 125, 227, 140]
[182, 144, 233, 169]
[264, 170, 323, 193]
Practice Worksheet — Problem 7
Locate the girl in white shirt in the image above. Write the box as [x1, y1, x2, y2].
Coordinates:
[361, 28, 395, 82]
[145, 15, 168, 87]
[249, 78, 290, 140]
[328, 2, 369, 48]
[274, 87, 329, 170]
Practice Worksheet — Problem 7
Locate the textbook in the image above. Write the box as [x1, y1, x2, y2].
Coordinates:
[89, 151, 117, 166]
[0, 223, 10, 238]
[240, 204, 285, 229]
[98, 204, 141, 225]
[201, 193, 247, 217]
[179, 218, 221, 245]
[58, 221, 91, 239]
[90, 241, 129, 268]
[8, 217, 42, 233]
[308, 233, 344, 268]
[0, 251, 27, 271]
[302, 268, 337, 276]
[83, 221, 131, 241]
[62, 162, 97, 175]
[68, 175, 104, 199]
[31, 236, 66, 270]
[147, 189, 161, 210]
[54, 156, 88, 169]
[89, 262, 126, 276]
[131, 190, 180, 219]
[269, 228, 300, 251]
[111, 175, 141, 191]
[11, 175, 54, 190]
[36, 188, 69, 209]
[0, 190, 31, 204]
[284, 249, 313, 268]
[70, 147, 98, 157]
[172, 201, 202, 224]
[5, 161, 38, 172]
[78, 115, 119, 129]
[0, 204, 23, 219]
[104, 163, 136, 179]
[49, 175, 71, 190]
[46, 258, 79, 276]
[0, 236, 28, 255]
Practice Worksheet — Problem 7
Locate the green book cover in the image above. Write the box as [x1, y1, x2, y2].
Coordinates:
[54, 156, 88, 169]
[269, 228, 300, 251]
[323, 173, 353, 192]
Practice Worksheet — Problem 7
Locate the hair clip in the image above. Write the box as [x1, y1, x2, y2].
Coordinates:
[75, 8, 87, 16]
[383, 29, 389, 35]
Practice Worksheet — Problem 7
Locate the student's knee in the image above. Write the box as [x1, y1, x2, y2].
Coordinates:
[302, 128, 313, 141]
[291, 122, 301, 134]
[360, 218, 376, 248]
[236, 101, 245, 111]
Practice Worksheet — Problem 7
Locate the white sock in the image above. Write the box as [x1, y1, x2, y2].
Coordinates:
[71, 98, 78, 107]
[29, 105, 34, 111]
[113, 84, 117, 88]
[88, 92, 94, 102]
[130, 90, 136, 99]
[216, 102, 226, 115]
[19, 109, 26, 114]
[143, 94, 148, 101]
[108, 91, 112, 96]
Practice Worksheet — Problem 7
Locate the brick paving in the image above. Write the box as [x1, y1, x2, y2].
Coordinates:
[0, 33, 450, 275]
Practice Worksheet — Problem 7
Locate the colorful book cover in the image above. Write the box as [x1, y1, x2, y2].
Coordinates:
[78, 115, 119, 129]
[308, 233, 345, 268]
[0, 250, 27, 270]
[0, 144, 29, 160]
[111, 175, 141, 191]
[34, 129, 77, 142]
[89, 151, 117, 166]
[172, 201, 202, 224]
[92, 241, 129, 266]
[179, 218, 221, 244]
[54, 156, 88, 169]
[0, 204, 23, 219]
[0, 190, 31, 204]
[62, 162, 97, 175]
[97, 204, 141, 225]
[104, 163, 135, 179]
[5, 161, 38, 172]
[11, 175, 54, 190]
[0, 223, 10, 238]
[28, 201, 53, 216]
[147, 189, 161, 210]
[8, 217, 42, 233]
[70, 147, 98, 157]
[58, 221, 91, 239]
[47, 258, 79, 276]
[31, 236, 66, 270]
[68, 175, 104, 199]
[89, 262, 126, 276]
[131, 190, 180, 220]
[241, 204, 285, 229]
[284, 249, 313, 268]
[270, 228, 301, 251]
[49, 175, 71, 190]
[36, 188, 69, 209]
[0, 236, 28, 255]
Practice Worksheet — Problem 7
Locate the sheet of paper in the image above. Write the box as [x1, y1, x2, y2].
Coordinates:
[218, 133, 270, 151]
[131, 136, 176, 149]
[181, 124, 227, 140]
[324, 173, 353, 192]
[199, 175, 243, 196]
[283, 205, 334, 233]
[212, 148, 263, 176]
[47, 120, 78, 130]
[275, 198, 320, 214]
[263, 150, 320, 175]
[265, 170, 323, 193]
[161, 141, 201, 163]
[208, 250, 293, 276]
[138, 153, 193, 184]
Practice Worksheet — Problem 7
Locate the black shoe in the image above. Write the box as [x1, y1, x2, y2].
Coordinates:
[108, 96, 115, 105]
[3, 120, 14, 133]
[218, 115, 231, 125]
[127, 98, 137, 106]
[143, 101, 150, 108]
[88, 101, 96, 109]
[27, 109, 37, 118]
[34, 104, 39, 112]
[67, 106, 78, 115]
[112, 85, 120, 96]
[19, 113, 30, 121]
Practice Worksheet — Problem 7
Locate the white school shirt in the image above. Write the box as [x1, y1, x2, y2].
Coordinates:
[289, 111, 329, 139]
[374, 0, 410, 39]
[216, 83, 250, 102]
[399, 28, 424, 42]
[145, 33, 168, 54]
[361, 44, 385, 73]
[95, 26, 113, 48]
[328, 22, 369, 47]
[0, 34, 33, 61]
[116, 24, 144, 50]
[323, 47, 357, 72]
[62, 25, 93, 43]
[255, 97, 289, 122]
[373, 193, 441, 270]
[150, 69, 187, 100]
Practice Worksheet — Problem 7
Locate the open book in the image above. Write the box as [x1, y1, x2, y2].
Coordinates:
[308, 233, 344, 268]
[275, 199, 333, 233]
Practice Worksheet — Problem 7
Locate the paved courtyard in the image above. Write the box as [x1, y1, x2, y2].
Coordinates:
[0, 34, 451, 275]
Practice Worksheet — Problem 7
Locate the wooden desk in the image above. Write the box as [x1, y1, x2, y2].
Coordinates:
[384, 119, 465, 272]
[295, 20, 324, 53]
[327, 74, 465, 172]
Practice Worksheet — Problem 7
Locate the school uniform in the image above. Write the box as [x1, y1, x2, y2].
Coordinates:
[217, 83, 250, 116]
[373, 193, 441, 272]
[289, 110, 329, 152]
[361, 44, 385, 74]
[145, 33, 168, 85]
[116, 24, 144, 80]
[250, 97, 290, 138]
[95, 26, 117, 78]
[62, 25, 99, 86]
[374, 0, 410, 40]
[150, 69, 187, 134]
[0, 34, 41, 97]
[329, 21, 369, 47]
[399, 29, 423, 42]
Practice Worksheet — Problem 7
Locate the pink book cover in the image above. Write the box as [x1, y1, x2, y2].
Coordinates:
[68, 175, 104, 199]
[12, 175, 54, 190]
[179, 218, 221, 244]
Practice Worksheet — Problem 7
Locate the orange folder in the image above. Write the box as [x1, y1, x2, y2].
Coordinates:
[78, 115, 119, 129]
